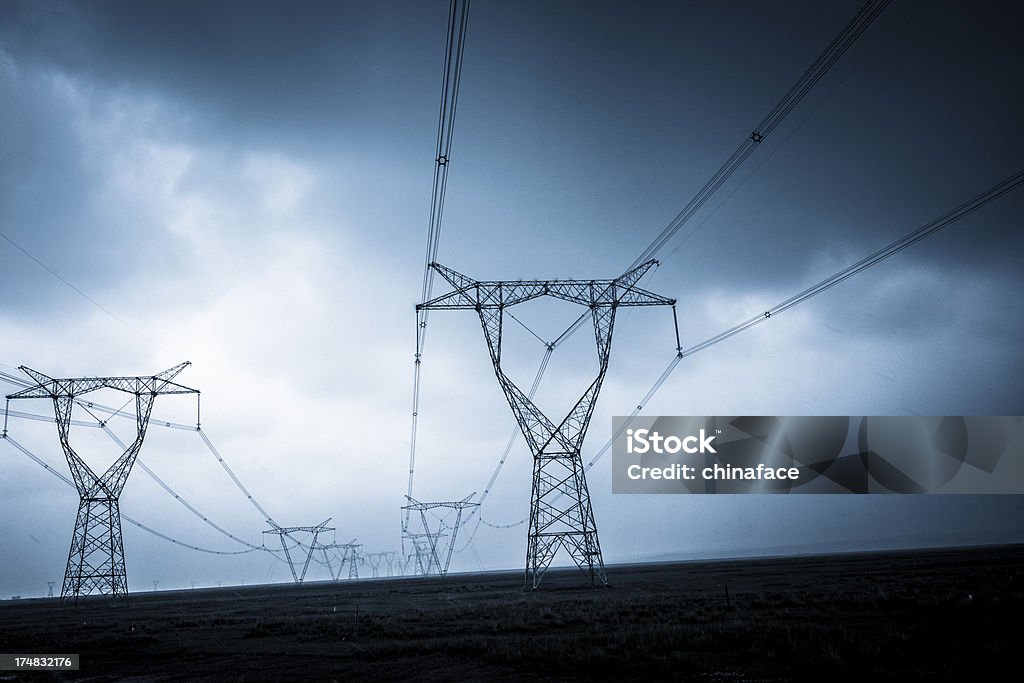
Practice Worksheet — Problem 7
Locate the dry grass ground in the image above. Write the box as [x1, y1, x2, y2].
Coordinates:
[0, 545, 1020, 681]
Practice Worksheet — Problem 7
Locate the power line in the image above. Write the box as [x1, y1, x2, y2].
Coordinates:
[1, 434, 259, 556]
[2, 370, 291, 561]
[102, 426, 270, 553]
[461, 168, 1024, 532]
[630, 0, 891, 268]
[662, 0, 924, 264]
[0, 230, 165, 352]
[678, 168, 1024, 357]
[406, 0, 473, 538]
[453, 0, 895, 536]
[549, 0, 897, 351]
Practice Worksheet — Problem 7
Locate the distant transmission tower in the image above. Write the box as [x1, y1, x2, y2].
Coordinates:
[262, 519, 334, 585]
[384, 551, 397, 577]
[47, 582, 55, 598]
[315, 540, 358, 582]
[405, 531, 447, 576]
[3, 363, 199, 605]
[367, 553, 383, 578]
[347, 545, 364, 579]
[419, 261, 676, 588]
[402, 494, 478, 577]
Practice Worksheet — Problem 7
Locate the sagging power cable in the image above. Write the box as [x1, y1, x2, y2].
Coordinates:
[465, 168, 1024, 533]
[454, 0, 896, 533]
[406, 0, 473, 537]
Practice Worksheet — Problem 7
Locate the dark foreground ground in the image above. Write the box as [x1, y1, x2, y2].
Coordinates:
[0, 545, 1021, 681]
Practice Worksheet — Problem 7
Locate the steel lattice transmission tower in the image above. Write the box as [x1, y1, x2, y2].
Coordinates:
[3, 362, 199, 605]
[262, 519, 334, 585]
[314, 540, 358, 582]
[402, 494, 478, 577]
[405, 531, 446, 576]
[418, 261, 676, 588]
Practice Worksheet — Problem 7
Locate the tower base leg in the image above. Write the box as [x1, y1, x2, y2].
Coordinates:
[525, 454, 608, 590]
[61, 499, 128, 606]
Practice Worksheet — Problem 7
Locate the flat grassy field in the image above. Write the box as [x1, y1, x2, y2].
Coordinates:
[0, 545, 1020, 681]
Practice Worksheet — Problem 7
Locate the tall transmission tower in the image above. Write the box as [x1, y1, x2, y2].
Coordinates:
[402, 494, 478, 577]
[262, 519, 334, 585]
[3, 362, 199, 605]
[419, 261, 676, 588]
[47, 581, 55, 598]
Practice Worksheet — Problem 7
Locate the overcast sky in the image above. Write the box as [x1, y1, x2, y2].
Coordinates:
[1, 0, 1022, 597]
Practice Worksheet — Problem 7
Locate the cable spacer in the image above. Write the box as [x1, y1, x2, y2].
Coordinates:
[437, 155, 449, 166]
[751, 131, 764, 144]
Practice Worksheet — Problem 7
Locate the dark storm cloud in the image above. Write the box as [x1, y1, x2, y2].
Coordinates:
[0, 3, 435, 314]
[2, 0, 1021, 284]
[0, 0, 441, 145]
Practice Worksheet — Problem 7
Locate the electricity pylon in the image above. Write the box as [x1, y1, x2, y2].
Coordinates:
[402, 494, 478, 577]
[367, 552, 383, 578]
[4, 362, 199, 605]
[418, 260, 676, 588]
[383, 551, 398, 577]
[262, 519, 334, 585]
[315, 540, 358, 582]
[347, 544, 364, 579]
[405, 532, 446, 576]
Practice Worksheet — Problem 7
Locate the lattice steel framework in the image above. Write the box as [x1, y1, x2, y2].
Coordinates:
[405, 531, 446, 576]
[402, 494, 478, 577]
[262, 519, 334, 585]
[347, 544, 364, 579]
[418, 261, 676, 588]
[3, 362, 199, 605]
[315, 540, 359, 582]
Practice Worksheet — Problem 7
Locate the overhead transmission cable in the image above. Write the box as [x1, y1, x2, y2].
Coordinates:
[0, 231, 166, 352]
[630, 0, 891, 268]
[1, 371, 295, 561]
[464, 0, 893, 532]
[548, 0, 895, 350]
[406, 0, 472, 538]
[462, 168, 1024, 533]
[1, 435, 260, 556]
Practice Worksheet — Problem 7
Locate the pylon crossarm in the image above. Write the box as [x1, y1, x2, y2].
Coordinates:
[402, 500, 479, 512]
[143, 379, 200, 395]
[615, 285, 675, 307]
[263, 519, 335, 584]
[418, 261, 673, 312]
[615, 259, 658, 290]
[429, 261, 477, 292]
[152, 361, 191, 383]
[6, 363, 198, 401]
